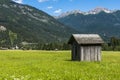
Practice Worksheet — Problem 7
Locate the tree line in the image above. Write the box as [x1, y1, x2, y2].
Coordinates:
[0, 30, 71, 50]
[102, 37, 120, 51]
[1, 30, 120, 51]
[21, 37, 120, 51]
[21, 43, 71, 50]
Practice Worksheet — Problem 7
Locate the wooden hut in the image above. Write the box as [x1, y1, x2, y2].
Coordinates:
[68, 34, 104, 61]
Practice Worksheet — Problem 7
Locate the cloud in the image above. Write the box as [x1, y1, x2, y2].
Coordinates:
[12, 0, 23, 4]
[47, 6, 53, 9]
[54, 9, 62, 14]
[38, 0, 49, 2]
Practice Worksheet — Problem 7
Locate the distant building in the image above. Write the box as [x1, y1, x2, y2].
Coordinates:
[68, 34, 104, 61]
[15, 45, 19, 49]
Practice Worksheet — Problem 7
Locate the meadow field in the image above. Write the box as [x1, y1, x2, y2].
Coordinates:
[0, 50, 120, 80]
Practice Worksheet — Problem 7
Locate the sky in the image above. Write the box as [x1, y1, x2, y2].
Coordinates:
[12, 0, 120, 16]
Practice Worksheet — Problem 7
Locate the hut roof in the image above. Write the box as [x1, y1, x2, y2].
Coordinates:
[68, 34, 104, 44]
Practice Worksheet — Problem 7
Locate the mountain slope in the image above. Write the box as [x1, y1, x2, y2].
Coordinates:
[57, 9, 120, 40]
[0, 0, 77, 45]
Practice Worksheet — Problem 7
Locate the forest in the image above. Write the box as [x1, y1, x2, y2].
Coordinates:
[1, 30, 120, 51]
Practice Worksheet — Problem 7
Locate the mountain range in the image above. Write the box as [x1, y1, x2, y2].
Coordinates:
[0, 0, 76, 46]
[1, 0, 120, 46]
[56, 7, 116, 18]
[57, 8, 120, 41]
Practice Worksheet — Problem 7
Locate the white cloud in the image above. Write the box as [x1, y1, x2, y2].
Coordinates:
[12, 0, 23, 4]
[38, 0, 49, 2]
[54, 9, 62, 14]
[47, 6, 53, 9]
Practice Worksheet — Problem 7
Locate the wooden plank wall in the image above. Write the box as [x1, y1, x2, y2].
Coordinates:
[80, 46, 84, 61]
[80, 46, 101, 61]
[72, 42, 79, 60]
[97, 46, 101, 61]
[72, 44, 75, 60]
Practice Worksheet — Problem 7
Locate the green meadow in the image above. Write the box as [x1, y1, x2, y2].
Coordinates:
[0, 50, 120, 80]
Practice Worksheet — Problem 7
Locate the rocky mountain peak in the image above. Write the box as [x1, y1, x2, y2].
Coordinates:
[56, 7, 116, 19]
[87, 7, 112, 14]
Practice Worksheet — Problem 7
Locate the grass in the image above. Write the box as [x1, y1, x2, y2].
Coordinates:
[0, 50, 120, 80]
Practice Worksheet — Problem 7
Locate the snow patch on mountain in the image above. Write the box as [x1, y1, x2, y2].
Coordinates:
[56, 7, 117, 19]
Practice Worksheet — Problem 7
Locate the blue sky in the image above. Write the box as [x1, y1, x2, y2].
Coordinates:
[13, 0, 120, 16]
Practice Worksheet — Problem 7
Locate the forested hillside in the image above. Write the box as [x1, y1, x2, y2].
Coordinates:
[0, 0, 77, 48]
[58, 10, 120, 41]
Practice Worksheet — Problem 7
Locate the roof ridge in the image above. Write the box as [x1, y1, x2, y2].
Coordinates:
[68, 34, 104, 44]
